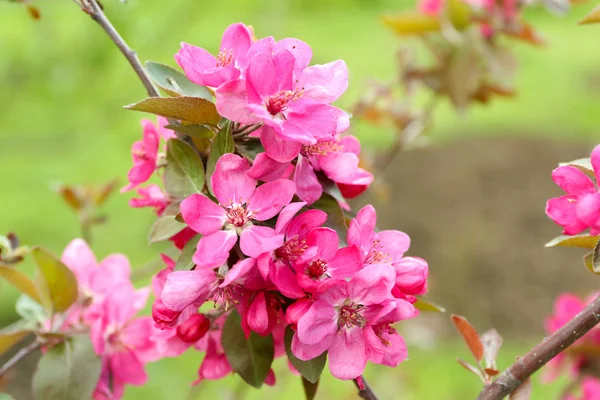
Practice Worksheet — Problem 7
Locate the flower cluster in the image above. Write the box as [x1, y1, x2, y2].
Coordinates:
[546, 145, 600, 235]
[114, 22, 429, 387]
[545, 293, 600, 399]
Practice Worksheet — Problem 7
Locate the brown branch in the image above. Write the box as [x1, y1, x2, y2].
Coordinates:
[0, 339, 41, 378]
[477, 295, 600, 400]
[80, 0, 159, 98]
[353, 376, 380, 400]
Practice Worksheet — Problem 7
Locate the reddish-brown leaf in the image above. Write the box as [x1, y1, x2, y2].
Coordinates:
[484, 368, 500, 377]
[456, 358, 485, 383]
[26, 5, 41, 20]
[451, 314, 484, 362]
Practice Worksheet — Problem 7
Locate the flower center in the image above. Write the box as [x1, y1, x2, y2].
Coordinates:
[132, 147, 150, 161]
[307, 258, 328, 278]
[301, 140, 343, 157]
[226, 204, 253, 227]
[338, 303, 366, 329]
[364, 240, 392, 265]
[216, 49, 234, 67]
[105, 325, 127, 353]
[266, 90, 303, 115]
[274, 236, 307, 261]
[373, 322, 396, 346]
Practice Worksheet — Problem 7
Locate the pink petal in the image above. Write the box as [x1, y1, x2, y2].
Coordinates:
[551, 166, 594, 196]
[240, 225, 284, 258]
[576, 192, 600, 230]
[348, 264, 395, 305]
[340, 135, 361, 156]
[394, 257, 428, 296]
[291, 330, 333, 361]
[546, 195, 588, 235]
[306, 227, 339, 261]
[212, 154, 256, 206]
[248, 179, 296, 221]
[247, 153, 291, 182]
[216, 79, 259, 125]
[239, 36, 275, 70]
[297, 299, 338, 345]
[297, 60, 348, 103]
[328, 246, 362, 278]
[161, 269, 216, 311]
[348, 205, 377, 249]
[141, 119, 160, 156]
[260, 125, 302, 163]
[591, 145, 600, 183]
[380, 331, 408, 367]
[328, 327, 367, 380]
[61, 239, 97, 278]
[294, 155, 323, 204]
[274, 38, 312, 78]
[193, 230, 238, 269]
[220, 23, 252, 60]
[110, 351, 147, 386]
[123, 317, 159, 363]
[282, 100, 338, 143]
[335, 107, 351, 134]
[157, 116, 176, 140]
[378, 229, 411, 261]
[175, 43, 239, 88]
[246, 52, 280, 103]
[320, 152, 360, 183]
[181, 194, 227, 235]
[270, 262, 305, 298]
[286, 298, 313, 326]
[286, 209, 328, 238]
[275, 201, 308, 234]
[220, 258, 256, 287]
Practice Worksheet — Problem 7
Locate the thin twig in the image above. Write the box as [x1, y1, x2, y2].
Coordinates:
[477, 295, 600, 400]
[353, 376, 380, 400]
[0, 339, 41, 378]
[80, 0, 159, 98]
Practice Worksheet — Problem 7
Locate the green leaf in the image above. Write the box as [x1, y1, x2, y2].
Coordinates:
[583, 252, 600, 275]
[311, 193, 348, 238]
[222, 310, 274, 388]
[174, 234, 199, 271]
[145, 61, 213, 100]
[31, 247, 78, 313]
[148, 215, 186, 244]
[0, 264, 42, 303]
[15, 294, 47, 323]
[545, 234, 600, 249]
[165, 139, 206, 198]
[284, 326, 326, 384]
[414, 297, 446, 312]
[559, 157, 594, 177]
[302, 377, 320, 400]
[0, 319, 33, 356]
[592, 239, 600, 274]
[164, 124, 214, 139]
[32, 335, 102, 400]
[124, 96, 221, 126]
[206, 121, 234, 195]
[382, 12, 440, 35]
[236, 139, 265, 161]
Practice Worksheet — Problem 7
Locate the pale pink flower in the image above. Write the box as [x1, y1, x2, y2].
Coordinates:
[90, 283, 158, 400]
[129, 184, 170, 215]
[180, 154, 295, 268]
[546, 146, 600, 235]
[176, 23, 253, 88]
[292, 265, 397, 380]
[121, 119, 160, 193]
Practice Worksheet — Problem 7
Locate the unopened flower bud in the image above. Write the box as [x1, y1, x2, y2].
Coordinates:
[177, 313, 210, 343]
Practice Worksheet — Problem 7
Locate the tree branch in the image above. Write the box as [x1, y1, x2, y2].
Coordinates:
[0, 339, 41, 378]
[81, 0, 159, 98]
[477, 295, 600, 400]
[353, 376, 380, 400]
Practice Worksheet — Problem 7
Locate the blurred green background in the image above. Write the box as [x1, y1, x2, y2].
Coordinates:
[1, 0, 600, 398]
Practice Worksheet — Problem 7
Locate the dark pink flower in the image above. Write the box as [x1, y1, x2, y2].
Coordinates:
[129, 184, 170, 215]
[121, 119, 160, 193]
[292, 265, 396, 380]
[180, 154, 295, 268]
[176, 23, 253, 88]
[177, 313, 210, 343]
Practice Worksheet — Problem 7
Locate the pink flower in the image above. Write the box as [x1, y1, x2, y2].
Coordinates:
[177, 313, 210, 343]
[566, 377, 600, 400]
[295, 227, 363, 293]
[546, 146, 600, 235]
[61, 239, 132, 323]
[121, 119, 160, 193]
[129, 184, 170, 215]
[176, 23, 253, 88]
[292, 265, 396, 380]
[194, 315, 232, 383]
[216, 50, 342, 145]
[169, 227, 197, 250]
[180, 154, 295, 268]
[256, 205, 326, 298]
[90, 283, 158, 400]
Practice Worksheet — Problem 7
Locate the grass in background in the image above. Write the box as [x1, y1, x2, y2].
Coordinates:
[0, 1, 597, 398]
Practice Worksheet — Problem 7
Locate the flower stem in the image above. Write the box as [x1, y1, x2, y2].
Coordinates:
[477, 294, 600, 400]
[353, 376, 380, 400]
[79, 0, 159, 98]
[0, 339, 41, 378]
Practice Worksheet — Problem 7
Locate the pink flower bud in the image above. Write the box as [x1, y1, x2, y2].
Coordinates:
[152, 299, 181, 329]
[177, 313, 210, 343]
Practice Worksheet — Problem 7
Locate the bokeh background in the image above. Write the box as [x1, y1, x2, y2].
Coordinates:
[1, 0, 600, 398]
